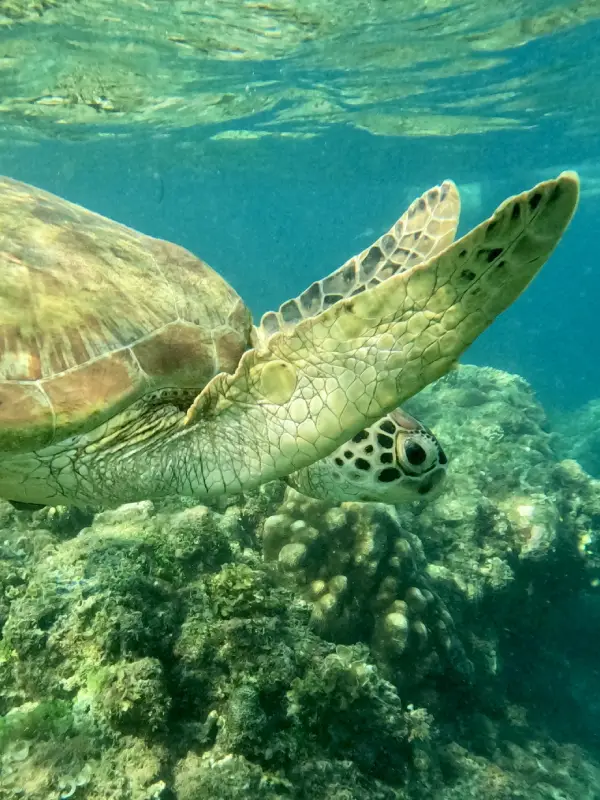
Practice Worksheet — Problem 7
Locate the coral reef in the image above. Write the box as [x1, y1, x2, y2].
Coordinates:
[262, 496, 473, 694]
[551, 398, 600, 479]
[1, 364, 600, 799]
[0, 501, 438, 798]
[402, 366, 600, 586]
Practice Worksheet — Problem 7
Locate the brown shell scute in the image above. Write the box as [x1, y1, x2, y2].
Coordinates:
[0, 382, 54, 452]
[43, 349, 144, 435]
[133, 322, 232, 389]
[0, 177, 253, 453]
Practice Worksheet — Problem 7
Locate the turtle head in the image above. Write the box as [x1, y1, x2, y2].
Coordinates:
[287, 408, 448, 504]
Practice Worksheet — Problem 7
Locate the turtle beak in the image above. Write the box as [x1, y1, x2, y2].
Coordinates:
[416, 467, 446, 497]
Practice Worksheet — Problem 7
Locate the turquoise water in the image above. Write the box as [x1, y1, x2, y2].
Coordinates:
[5, 121, 597, 412]
[1, 5, 598, 416]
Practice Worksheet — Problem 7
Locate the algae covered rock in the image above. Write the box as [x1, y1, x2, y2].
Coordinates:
[402, 365, 600, 589]
[0, 494, 436, 798]
[0, 499, 231, 798]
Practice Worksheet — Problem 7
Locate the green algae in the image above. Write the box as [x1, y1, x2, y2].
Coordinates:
[0, 699, 74, 752]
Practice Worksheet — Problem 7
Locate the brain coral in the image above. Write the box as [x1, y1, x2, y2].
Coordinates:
[261, 492, 473, 691]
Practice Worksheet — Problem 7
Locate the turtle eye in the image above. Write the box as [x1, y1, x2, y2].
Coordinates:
[397, 434, 440, 474]
[404, 440, 427, 466]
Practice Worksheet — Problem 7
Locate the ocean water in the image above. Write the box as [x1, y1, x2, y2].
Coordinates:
[6, 128, 598, 412]
[1, 3, 598, 413]
[1, 2, 600, 799]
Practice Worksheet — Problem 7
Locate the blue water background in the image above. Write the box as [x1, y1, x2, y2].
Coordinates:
[1, 19, 598, 414]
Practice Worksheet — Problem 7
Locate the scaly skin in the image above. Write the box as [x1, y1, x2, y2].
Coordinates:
[257, 179, 461, 341]
[287, 409, 448, 503]
[258, 178, 460, 504]
[0, 172, 579, 508]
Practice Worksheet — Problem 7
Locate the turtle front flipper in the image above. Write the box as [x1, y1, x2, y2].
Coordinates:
[256, 180, 460, 342]
[256, 180, 459, 502]
[180, 172, 578, 499]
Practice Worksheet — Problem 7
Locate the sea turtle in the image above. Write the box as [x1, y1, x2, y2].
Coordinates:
[0, 171, 579, 510]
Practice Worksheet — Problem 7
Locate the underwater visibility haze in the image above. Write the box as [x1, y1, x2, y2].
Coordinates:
[1, 2, 600, 799]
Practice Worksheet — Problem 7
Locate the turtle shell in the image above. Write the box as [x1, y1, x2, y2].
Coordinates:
[0, 177, 253, 454]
